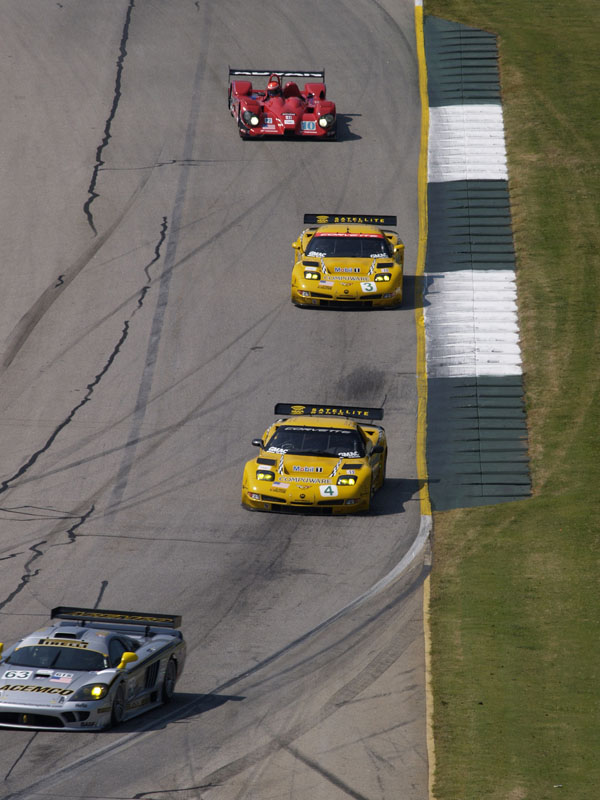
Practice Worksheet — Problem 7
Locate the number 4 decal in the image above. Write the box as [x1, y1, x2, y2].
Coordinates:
[319, 485, 338, 497]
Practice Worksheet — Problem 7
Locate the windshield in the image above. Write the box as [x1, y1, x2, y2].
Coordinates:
[265, 425, 365, 458]
[6, 645, 108, 672]
[306, 235, 391, 259]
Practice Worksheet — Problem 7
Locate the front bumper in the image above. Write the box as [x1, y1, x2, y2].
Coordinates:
[241, 484, 370, 515]
[0, 698, 111, 730]
[291, 284, 402, 309]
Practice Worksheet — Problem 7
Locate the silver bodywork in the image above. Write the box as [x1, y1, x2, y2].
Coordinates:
[0, 608, 186, 731]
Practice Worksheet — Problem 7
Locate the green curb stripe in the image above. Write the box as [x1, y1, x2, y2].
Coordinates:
[425, 16, 501, 106]
[427, 181, 515, 272]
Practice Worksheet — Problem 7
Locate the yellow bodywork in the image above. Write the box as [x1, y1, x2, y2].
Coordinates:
[291, 222, 404, 308]
[242, 413, 387, 515]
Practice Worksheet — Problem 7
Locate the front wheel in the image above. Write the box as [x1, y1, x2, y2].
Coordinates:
[110, 684, 126, 728]
[161, 658, 177, 703]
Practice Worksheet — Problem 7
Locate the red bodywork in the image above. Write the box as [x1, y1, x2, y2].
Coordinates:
[228, 69, 337, 139]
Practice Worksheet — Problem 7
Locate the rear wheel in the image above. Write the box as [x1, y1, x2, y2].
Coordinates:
[110, 684, 126, 727]
[161, 658, 177, 704]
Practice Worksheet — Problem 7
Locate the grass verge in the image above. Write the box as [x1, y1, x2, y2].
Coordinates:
[423, 1, 600, 798]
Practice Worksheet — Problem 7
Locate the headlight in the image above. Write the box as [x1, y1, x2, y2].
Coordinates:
[303, 270, 320, 280]
[71, 683, 110, 701]
[242, 110, 260, 127]
[374, 273, 392, 282]
[337, 475, 357, 486]
[256, 470, 275, 481]
[318, 114, 335, 128]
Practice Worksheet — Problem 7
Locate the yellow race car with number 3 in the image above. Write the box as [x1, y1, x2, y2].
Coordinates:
[242, 403, 387, 515]
[291, 214, 404, 308]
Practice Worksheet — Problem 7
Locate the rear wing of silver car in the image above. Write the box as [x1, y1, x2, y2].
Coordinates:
[303, 214, 397, 227]
[274, 403, 384, 420]
[229, 67, 325, 81]
[51, 607, 181, 629]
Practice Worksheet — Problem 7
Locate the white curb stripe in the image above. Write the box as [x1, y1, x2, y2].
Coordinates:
[424, 270, 522, 378]
[428, 104, 508, 182]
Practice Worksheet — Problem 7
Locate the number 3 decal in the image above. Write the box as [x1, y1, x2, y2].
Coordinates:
[361, 281, 376, 293]
[319, 485, 338, 497]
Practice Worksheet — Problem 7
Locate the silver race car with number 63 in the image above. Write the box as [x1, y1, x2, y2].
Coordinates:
[0, 606, 186, 730]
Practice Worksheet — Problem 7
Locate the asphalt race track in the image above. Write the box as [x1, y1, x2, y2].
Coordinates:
[0, 1, 427, 797]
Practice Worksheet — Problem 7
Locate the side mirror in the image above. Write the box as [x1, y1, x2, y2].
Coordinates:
[292, 238, 302, 250]
[373, 445, 384, 454]
[251, 438, 263, 448]
[117, 651, 138, 671]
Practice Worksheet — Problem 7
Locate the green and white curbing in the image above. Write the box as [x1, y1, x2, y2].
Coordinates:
[423, 17, 530, 510]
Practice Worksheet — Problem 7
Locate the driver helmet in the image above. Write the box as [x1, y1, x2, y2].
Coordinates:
[266, 75, 282, 98]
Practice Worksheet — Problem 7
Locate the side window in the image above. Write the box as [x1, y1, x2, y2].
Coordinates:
[108, 638, 128, 667]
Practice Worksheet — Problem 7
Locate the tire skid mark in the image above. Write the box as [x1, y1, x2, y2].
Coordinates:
[0, 503, 93, 612]
[3, 732, 38, 784]
[0, 216, 168, 496]
[0, 323, 131, 496]
[83, 0, 136, 235]
[0, 540, 46, 612]
[2, 173, 152, 372]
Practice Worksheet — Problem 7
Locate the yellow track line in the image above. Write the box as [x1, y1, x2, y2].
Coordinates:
[414, 2, 436, 798]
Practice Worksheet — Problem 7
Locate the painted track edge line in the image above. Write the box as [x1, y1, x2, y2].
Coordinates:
[414, 1, 436, 799]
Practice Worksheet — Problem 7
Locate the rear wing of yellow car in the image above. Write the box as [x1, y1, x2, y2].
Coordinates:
[274, 403, 384, 420]
[303, 214, 397, 226]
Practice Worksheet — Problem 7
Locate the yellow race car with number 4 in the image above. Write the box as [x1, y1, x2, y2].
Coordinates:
[291, 214, 404, 308]
[242, 403, 387, 515]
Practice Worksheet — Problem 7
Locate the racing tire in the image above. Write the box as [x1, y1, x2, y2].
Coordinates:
[380, 453, 387, 487]
[161, 658, 177, 704]
[110, 683, 126, 728]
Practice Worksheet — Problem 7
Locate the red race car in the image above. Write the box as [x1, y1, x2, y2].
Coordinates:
[228, 68, 337, 140]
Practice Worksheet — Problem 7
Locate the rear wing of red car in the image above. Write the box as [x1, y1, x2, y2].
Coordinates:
[274, 403, 384, 421]
[303, 214, 397, 227]
[229, 67, 325, 81]
[52, 607, 182, 629]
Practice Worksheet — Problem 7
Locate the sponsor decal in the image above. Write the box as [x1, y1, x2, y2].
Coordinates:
[127, 695, 152, 710]
[287, 475, 328, 484]
[264, 117, 272, 123]
[51, 672, 74, 684]
[319, 280, 334, 287]
[2, 670, 32, 680]
[334, 267, 361, 273]
[0, 683, 74, 696]
[272, 482, 289, 489]
[339, 451, 360, 458]
[311, 407, 368, 417]
[314, 232, 383, 238]
[292, 466, 323, 473]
